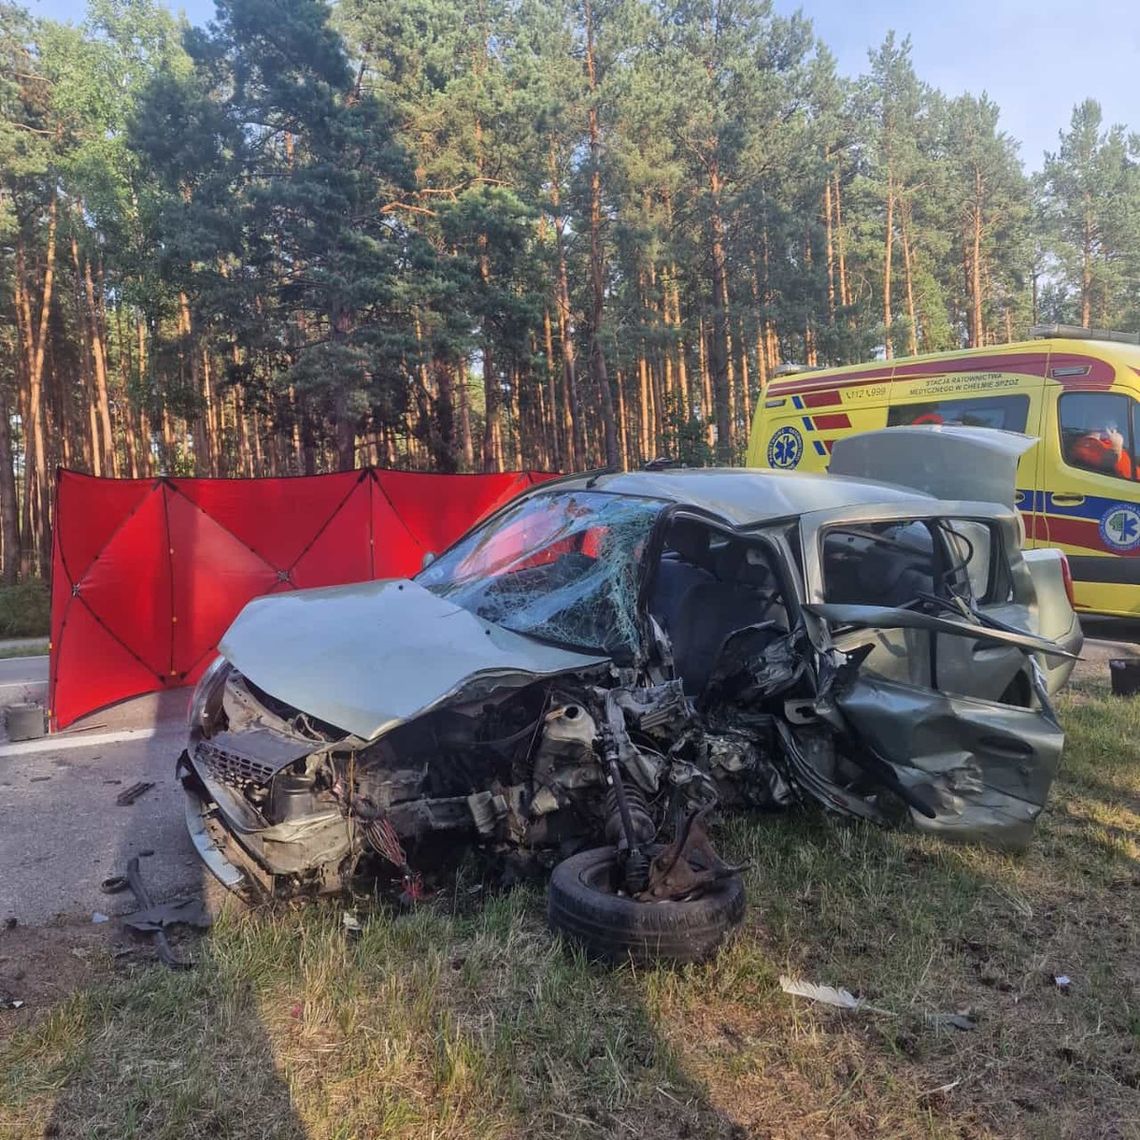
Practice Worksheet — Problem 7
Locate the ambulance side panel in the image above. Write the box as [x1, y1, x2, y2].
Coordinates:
[747, 342, 1140, 616]
[1036, 368, 1140, 616]
[745, 386, 889, 471]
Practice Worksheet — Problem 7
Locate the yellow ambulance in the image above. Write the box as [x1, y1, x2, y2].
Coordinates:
[746, 327, 1140, 617]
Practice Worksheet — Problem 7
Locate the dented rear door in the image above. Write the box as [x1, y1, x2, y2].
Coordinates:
[798, 502, 1071, 848]
[821, 666, 1064, 848]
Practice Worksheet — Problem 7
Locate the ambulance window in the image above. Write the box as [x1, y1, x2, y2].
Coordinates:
[888, 394, 1028, 430]
[1059, 392, 1137, 482]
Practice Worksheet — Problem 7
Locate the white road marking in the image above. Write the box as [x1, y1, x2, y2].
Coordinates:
[0, 726, 184, 758]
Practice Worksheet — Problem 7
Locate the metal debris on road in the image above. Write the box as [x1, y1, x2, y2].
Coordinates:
[116, 780, 155, 806]
[125, 855, 199, 970]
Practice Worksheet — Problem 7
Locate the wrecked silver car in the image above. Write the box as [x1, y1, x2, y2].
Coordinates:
[178, 428, 1081, 962]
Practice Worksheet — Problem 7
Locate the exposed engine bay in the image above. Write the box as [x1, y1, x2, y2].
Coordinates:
[179, 621, 806, 899]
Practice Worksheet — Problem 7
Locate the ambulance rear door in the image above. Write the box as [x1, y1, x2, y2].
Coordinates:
[1037, 382, 1140, 613]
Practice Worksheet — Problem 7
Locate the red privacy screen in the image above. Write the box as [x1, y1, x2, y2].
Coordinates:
[49, 467, 556, 729]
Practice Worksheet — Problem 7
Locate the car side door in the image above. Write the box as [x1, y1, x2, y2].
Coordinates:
[797, 502, 1072, 848]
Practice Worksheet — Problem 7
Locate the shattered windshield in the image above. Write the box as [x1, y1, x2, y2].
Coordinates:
[416, 490, 665, 657]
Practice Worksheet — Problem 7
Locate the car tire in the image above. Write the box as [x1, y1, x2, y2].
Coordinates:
[547, 846, 745, 965]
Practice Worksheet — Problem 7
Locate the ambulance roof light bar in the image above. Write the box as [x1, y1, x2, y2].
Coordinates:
[1030, 324, 1139, 345]
[771, 362, 828, 377]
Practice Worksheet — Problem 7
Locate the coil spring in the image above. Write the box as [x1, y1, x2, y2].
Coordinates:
[604, 781, 655, 847]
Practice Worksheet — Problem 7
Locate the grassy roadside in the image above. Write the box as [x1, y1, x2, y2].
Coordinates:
[0, 642, 48, 660]
[0, 581, 49, 641]
[1, 672, 1138, 1139]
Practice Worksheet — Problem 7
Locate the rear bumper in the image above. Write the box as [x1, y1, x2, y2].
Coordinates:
[1043, 614, 1083, 694]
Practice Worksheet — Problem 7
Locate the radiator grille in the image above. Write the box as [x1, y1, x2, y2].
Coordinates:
[196, 741, 276, 788]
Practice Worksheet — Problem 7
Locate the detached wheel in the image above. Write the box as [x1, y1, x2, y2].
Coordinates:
[547, 846, 745, 965]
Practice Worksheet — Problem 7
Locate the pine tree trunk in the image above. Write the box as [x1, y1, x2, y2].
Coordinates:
[698, 317, 714, 448]
[116, 305, 140, 478]
[824, 161, 836, 323]
[803, 232, 817, 366]
[507, 365, 521, 469]
[249, 402, 264, 476]
[669, 266, 689, 420]
[638, 350, 650, 462]
[82, 249, 116, 475]
[835, 171, 850, 309]
[542, 305, 562, 469]
[161, 404, 176, 472]
[458, 359, 475, 470]
[610, 369, 624, 467]
[137, 317, 154, 477]
[661, 195, 688, 428]
[883, 177, 894, 359]
[737, 313, 752, 430]
[1081, 202, 1093, 328]
[435, 361, 458, 473]
[289, 388, 304, 473]
[647, 262, 664, 453]
[971, 175, 984, 347]
[0, 387, 20, 585]
[554, 221, 582, 469]
[901, 200, 918, 355]
[662, 280, 676, 445]
[70, 234, 102, 476]
[202, 347, 220, 475]
[707, 161, 733, 463]
[583, 0, 620, 468]
[18, 197, 56, 578]
[750, 260, 769, 392]
[482, 339, 499, 472]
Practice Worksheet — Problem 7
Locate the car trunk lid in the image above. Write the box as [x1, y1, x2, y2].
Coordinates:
[828, 426, 1036, 509]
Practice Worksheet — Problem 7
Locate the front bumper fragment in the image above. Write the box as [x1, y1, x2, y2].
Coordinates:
[178, 751, 247, 892]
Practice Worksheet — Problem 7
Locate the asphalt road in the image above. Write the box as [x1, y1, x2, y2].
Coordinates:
[0, 653, 48, 713]
[0, 667, 201, 926]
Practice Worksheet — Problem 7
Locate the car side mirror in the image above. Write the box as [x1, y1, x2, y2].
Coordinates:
[421, 551, 436, 570]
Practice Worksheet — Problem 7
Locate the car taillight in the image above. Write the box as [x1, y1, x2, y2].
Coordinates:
[1059, 552, 1076, 608]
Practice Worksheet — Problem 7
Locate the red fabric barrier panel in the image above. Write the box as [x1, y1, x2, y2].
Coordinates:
[50, 467, 556, 730]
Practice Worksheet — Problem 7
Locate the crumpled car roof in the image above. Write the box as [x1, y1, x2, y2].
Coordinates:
[550, 467, 933, 527]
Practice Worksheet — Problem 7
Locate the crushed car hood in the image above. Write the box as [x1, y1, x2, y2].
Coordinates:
[829, 426, 1036, 509]
[219, 579, 610, 740]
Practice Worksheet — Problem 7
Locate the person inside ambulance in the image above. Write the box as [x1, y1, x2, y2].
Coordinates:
[1067, 421, 1135, 480]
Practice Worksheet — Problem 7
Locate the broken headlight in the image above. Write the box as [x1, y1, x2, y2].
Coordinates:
[188, 656, 231, 738]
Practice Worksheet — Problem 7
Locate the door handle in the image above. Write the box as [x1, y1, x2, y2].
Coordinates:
[1051, 493, 1085, 506]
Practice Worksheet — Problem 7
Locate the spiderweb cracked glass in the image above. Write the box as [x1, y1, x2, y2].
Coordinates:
[417, 491, 664, 657]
